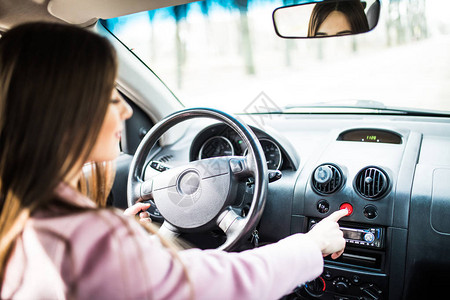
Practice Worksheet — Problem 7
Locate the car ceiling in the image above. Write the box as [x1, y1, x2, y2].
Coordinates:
[0, 0, 200, 30]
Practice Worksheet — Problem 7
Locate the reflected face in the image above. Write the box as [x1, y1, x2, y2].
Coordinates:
[316, 10, 352, 37]
[88, 89, 133, 162]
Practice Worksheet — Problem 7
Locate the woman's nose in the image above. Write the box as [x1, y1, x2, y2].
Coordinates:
[121, 100, 133, 120]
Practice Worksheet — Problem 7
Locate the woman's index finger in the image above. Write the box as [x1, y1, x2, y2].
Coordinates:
[327, 209, 349, 222]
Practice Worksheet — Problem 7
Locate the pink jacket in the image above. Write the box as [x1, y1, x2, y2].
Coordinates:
[2, 184, 323, 299]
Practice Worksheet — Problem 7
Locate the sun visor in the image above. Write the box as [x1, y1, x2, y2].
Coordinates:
[48, 0, 200, 25]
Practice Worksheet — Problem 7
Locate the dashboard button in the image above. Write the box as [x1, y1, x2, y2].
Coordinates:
[363, 205, 378, 219]
[339, 203, 353, 216]
[229, 159, 243, 173]
[317, 199, 330, 214]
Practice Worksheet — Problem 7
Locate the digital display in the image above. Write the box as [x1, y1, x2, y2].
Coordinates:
[343, 230, 363, 240]
[337, 129, 402, 144]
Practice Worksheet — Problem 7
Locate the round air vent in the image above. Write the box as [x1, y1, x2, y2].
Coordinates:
[312, 164, 344, 195]
[354, 167, 389, 200]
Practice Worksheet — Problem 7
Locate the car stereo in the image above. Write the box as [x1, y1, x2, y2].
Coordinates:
[309, 219, 384, 249]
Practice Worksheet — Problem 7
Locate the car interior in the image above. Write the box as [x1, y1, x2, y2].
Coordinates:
[1, 0, 450, 299]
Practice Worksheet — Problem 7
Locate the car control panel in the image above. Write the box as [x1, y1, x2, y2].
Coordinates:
[295, 266, 388, 300]
[309, 219, 385, 249]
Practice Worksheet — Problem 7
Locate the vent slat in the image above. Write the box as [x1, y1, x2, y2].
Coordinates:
[360, 171, 364, 197]
[355, 167, 389, 200]
[371, 173, 374, 196]
[379, 173, 382, 194]
[370, 169, 374, 197]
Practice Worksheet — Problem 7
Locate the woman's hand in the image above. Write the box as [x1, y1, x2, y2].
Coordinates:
[123, 202, 152, 225]
[306, 209, 347, 259]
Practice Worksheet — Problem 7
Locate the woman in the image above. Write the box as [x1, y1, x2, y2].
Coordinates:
[308, 1, 370, 37]
[0, 22, 346, 299]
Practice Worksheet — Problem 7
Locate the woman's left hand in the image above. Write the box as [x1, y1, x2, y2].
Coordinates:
[124, 202, 152, 225]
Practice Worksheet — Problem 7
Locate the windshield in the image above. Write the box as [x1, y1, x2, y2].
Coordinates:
[103, 0, 450, 114]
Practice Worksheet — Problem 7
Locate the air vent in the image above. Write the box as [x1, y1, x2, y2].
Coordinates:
[312, 164, 344, 195]
[158, 155, 173, 163]
[354, 167, 389, 200]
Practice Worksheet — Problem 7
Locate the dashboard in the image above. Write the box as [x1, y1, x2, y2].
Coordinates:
[119, 112, 450, 300]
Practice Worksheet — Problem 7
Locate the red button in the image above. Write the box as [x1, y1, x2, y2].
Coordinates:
[340, 203, 353, 216]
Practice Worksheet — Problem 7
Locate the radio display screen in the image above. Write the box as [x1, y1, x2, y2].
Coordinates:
[343, 230, 363, 240]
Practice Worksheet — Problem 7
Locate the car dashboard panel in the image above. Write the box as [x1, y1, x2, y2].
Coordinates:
[126, 113, 450, 300]
[288, 123, 416, 300]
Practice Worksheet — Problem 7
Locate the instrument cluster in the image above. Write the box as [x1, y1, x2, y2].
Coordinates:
[190, 123, 291, 170]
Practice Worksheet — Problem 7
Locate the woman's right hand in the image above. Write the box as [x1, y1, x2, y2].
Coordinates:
[305, 209, 347, 259]
[123, 202, 152, 225]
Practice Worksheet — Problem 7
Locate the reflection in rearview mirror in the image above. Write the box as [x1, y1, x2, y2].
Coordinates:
[273, 0, 380, 38]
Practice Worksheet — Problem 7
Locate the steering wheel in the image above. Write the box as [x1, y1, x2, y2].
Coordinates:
[127, 108, 268, 250]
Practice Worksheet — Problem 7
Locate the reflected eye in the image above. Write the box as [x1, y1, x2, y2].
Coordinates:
[110, 98, 120, 104]
[336, 30, 353, 36]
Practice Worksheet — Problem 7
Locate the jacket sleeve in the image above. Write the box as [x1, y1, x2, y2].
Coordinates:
[179, 234, 323, 300]
[72, 211, 323, 300]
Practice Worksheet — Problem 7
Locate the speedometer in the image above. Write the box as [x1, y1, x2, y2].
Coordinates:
[199, 136, 235, 159]
[244, 139, 283, 170]
[260, 139, 282, 170]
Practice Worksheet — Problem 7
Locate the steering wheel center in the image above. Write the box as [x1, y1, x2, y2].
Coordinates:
[178, 170, 200, 195]
[176, 170, 201, 201]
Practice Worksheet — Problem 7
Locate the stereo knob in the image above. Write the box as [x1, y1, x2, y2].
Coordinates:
[364, 232, 375, 243]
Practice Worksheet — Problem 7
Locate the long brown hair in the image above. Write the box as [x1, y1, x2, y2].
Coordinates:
[79, 161, 116, 207]
[307, 1, 370, 37]
[0, 22, 117, 286]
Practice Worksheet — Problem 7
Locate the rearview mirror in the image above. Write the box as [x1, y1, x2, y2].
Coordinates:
[273, 0, 380, 38]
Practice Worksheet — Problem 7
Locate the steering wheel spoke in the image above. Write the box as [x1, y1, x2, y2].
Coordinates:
[217, 208, 240, 233]
[217, 208, 249, 249]
[159, 221, 181, 240]
[140, 179, 154, 200]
